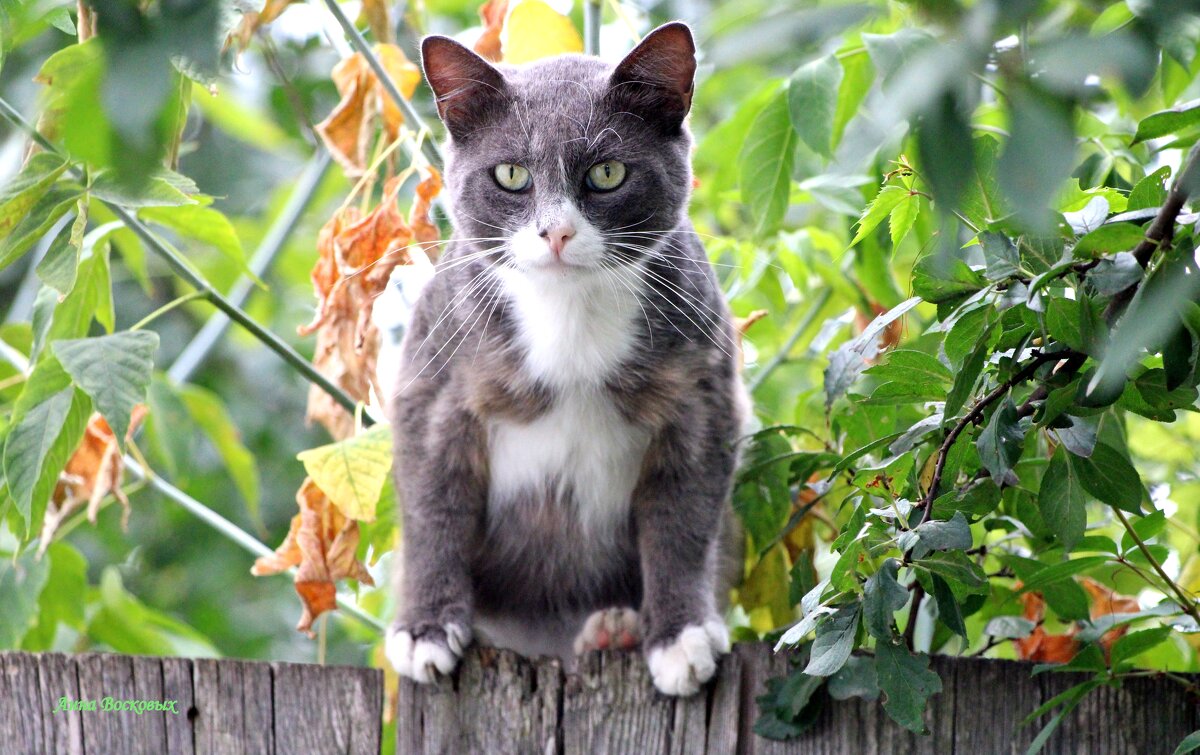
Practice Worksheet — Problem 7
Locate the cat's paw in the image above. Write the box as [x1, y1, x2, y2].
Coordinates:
[386, 622, 471, 684]
[646, 617, 730, 696]
[573, 607, 640, 654]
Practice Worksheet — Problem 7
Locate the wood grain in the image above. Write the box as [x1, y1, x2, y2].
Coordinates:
[2, 646, 1195, 754]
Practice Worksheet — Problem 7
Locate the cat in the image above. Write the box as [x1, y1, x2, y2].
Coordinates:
[384, 21, 747, 697]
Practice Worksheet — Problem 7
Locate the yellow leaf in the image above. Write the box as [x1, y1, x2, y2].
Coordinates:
[502, 0, 583, 65]
[296, 424, 393, 521]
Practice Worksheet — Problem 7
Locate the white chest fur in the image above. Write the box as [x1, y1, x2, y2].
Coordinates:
[488, 265, 650, 542]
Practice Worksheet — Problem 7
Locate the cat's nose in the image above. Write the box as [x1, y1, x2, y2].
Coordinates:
[538, 224, 576, 257]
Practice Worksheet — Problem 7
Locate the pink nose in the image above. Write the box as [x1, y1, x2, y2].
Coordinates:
[539, 224, 576, 257]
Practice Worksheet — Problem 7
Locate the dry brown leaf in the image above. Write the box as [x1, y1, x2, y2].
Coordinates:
[315, 45, 422, 176]
[1013, 579, 1141, 663]
[474, 0, 509, 62]
[252, 477, 375, 635]
[301, 168, 442, 438]
[39, 407, 148, 556]
[226, 0, 298, 53]
[734, 308, 768, 371]
[359, 0, 394, 45]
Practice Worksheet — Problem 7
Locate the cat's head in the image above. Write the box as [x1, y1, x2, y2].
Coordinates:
[421, 22, 696, 277]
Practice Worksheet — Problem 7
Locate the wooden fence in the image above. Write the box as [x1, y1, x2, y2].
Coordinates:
[4, 646, 1197, 753]
[0, 651, 382, 754]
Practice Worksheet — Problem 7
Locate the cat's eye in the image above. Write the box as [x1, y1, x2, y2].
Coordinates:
[493, 164, 531, 192]
[586, 161, 626, 192]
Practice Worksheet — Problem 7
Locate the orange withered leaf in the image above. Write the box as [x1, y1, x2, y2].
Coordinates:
[226, 0, 298, 53]
[474, 0, 510, 62]
[302, 168, 441, 439]
[1012, 579, 1142, 663]
[252, 477, 375, 636]
[39, 407, 148, 556]
[315, 45, 422, 176]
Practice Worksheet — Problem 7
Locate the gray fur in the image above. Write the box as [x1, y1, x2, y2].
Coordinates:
[389, 23, 744, 666]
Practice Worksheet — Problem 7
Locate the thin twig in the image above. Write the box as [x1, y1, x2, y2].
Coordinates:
[917, 349, 1071, 526]
[0, 96, 362, 417]
[1114, 508, 1200, 626]
[584, 0, 603, 56]
[903, 581, 925, 650]
[316, 0, 442, 168]
[749, 289, 833, 392]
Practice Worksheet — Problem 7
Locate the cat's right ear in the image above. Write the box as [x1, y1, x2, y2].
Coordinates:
[421, 36, 508, 141]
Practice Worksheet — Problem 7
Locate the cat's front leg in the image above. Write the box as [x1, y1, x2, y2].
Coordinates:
[387, 401, 487, 684]
[635, 419, 737, 696]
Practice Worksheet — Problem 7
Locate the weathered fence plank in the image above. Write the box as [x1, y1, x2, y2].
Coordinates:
[397, 643, 1200, 754]
[4, 645, 1197, 753]
[0, 652, 382, 755]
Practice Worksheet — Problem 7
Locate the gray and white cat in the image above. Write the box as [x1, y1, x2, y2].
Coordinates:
[384, 22, 747, 697]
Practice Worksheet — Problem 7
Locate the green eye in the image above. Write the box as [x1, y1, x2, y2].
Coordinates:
[586, 161, 626, 191]
[493, 164, 531, 191]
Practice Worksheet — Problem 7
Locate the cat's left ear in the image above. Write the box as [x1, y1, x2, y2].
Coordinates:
[422, 35, 508, 141]
[608, 22, 696, 132]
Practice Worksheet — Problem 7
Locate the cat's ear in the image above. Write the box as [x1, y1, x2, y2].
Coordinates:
[421, 35, 508, 141]
[608, 22, 696, 132]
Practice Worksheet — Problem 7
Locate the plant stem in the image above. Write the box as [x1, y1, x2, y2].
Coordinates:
[168, 151, 333, 383]
[130, 290, 206, 331]
[903, 580, 925, 651]
[917, 349, 1072, 526]
[0, 95, 362, 416]
[1113, 507, 1200, 625]
[124, 455, 386, 634]
[584, 0, 603, 56]
[748, 288, 833, 393]
[316, 0, 443, 168]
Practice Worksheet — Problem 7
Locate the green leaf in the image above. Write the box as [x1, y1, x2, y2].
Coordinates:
[1073, 225, 1145, 259]
[22, 541, 88, 650]
[1051, 415, 1098, 458]
[90, 168, 198, 207]
[865, 349, 951, 386]
[53, 330, 159, 447]
[976, 399, 1025, 482]
[1127, 166, 1169, 210]
[832, 43, 873, 146]
[944, 322, 995, 418]
[43, 6, 77, 35]
[140, 204, 256, 281]
[851, 185, 908, 246]
[1172, 731, 1200, 755]
[1070, 443, 1144, 514]
[863, 558, 908, 641]
[912, 253, 987, 304]
[1039, 447, 1088, 549]
[889, 191, 919, 249]
[803, 603, 860, 677]
[739, 89, 796, 237]
[0, 153, 70, 239]
[1015, 556, 1109, 594]
[827, 655, 879, 701]
[984, 616, 1036, 639]
[1132, 99, 1200, 144]
[913, 550, 987, 592]
[3, 385, 73, 526]
[961, 136, 1009, 228]
[980, 233, 1020, 281]
[36, 202, 88, 297]
[1110, 627, 1171, 669]
[788, 54, 842, 158]
[929, 574, 966, 637]
[0, 548, 51, 648]
[0, 184, 82, 272]
[874, 641, 941, 734]
[999, 87, 1076, 231]
[179, 385, 260, 519]
[897, 512, 972, 560]
[297, 424, 394, 522]
[754, 663, 825, 740]
[824, 344, 869, 411]
[87, 567, 218, 657]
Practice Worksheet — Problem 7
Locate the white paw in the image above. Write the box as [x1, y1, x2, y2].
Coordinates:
[646, 618, 730, 696]
[573, 607, 641, 654]
[386, 623, 470, 684]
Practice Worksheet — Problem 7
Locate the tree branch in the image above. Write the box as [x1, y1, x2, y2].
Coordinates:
[917, 349, 1073, 526]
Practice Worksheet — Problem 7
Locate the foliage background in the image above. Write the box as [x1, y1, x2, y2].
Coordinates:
[3, 0, 1200, 746]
